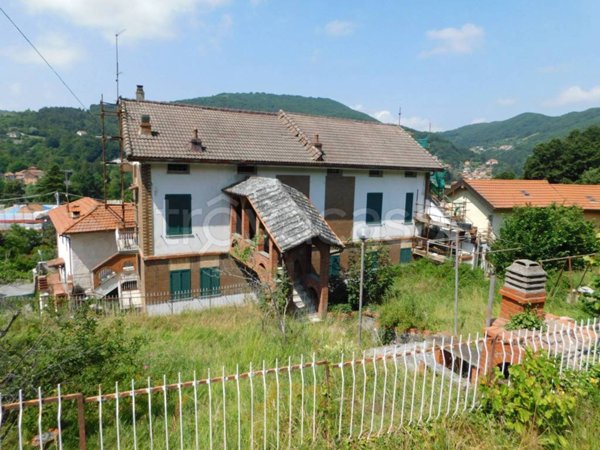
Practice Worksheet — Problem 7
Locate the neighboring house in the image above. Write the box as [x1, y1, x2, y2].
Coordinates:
[0, 203, 55, 230]
[446, 179, 600, 241]
[120, 88, 442, 315]
[47, 197, 140, 306]
[3, 166, 45, 185]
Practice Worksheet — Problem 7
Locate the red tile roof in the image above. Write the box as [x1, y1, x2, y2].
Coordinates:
[48, 197, 135, 235]
[450, 179, 600, 211]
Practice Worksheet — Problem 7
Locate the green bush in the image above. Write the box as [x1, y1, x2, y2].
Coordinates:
[581, 274, 600, 316]
[505, 307, 546, 331]
[480, 351, 597, 447]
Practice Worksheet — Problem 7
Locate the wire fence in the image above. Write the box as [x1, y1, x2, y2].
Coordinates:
[1, 319, 598, 449]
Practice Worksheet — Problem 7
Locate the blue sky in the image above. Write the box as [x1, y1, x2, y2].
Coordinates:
[1, 0, 600, 130]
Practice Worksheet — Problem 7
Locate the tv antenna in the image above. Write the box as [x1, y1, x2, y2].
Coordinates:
[398, 106, 402, 126]
[115, 29, 126, 100]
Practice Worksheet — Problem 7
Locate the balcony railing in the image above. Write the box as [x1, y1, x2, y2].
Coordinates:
[116, 228, 138, 252]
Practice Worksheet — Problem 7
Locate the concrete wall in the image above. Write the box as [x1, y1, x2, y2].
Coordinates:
[448, 190, 497, 238]
[69, 231, 118, 291]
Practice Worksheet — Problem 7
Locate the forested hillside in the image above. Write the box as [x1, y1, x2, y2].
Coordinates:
[524, 125, 600, 183]
[438, 108, 600, 173]
[0, 105, 121, 203]
[177, 92, 377, 122]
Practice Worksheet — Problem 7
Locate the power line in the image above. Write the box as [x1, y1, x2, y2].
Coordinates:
[0, 6, 86, 109]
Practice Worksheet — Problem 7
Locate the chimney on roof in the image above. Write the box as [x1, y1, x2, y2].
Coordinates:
[140, 115, 152, 136]
[70, 204, 81, 219]
[136, 85, 145, 101]
[191, 128, 204, 149]
[313, 134, 322, 151]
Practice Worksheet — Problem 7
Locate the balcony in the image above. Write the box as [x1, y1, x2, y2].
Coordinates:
[116, 228, 138, 252]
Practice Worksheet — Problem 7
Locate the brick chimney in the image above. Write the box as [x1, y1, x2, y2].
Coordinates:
[70, 204, 81, 219]
[136, 85, 145, 101]
[139, 114, 152, 136]
[498, 259, 547, 320]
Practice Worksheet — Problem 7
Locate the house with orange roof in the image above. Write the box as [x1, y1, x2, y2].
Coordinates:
[47, 197, 140, 306]
[446, 179, 600, 242]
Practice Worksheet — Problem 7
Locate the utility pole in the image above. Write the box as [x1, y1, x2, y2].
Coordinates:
[358, 229, 368, 347]
[115, 30, 125, 99]
[454, 229, 460, 335]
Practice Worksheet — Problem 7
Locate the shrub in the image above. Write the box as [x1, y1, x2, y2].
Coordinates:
[379, 290, 431, 332]
[581, 274, 600, 316]
[505, 306, 546, 331]
[345, 245, 397, 309]
[480, 351, 596, 447]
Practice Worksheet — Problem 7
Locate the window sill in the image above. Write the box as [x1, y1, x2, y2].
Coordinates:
[166, 233, 194, 239]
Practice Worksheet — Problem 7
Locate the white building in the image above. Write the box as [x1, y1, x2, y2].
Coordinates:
[120, 88, 443, 312]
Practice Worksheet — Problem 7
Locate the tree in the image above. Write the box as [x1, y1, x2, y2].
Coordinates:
[493, 170, 516, 180]
[580, 167, 600, 184]
[490, 205, 599, 272]
[523, 126, 600, 183]
[34, 164, 65, 201]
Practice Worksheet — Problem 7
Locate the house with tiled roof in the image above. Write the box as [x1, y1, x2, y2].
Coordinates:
[47, 197, 139, 305]
[446, 179, 600, 242]
[120, 86, 442, 316]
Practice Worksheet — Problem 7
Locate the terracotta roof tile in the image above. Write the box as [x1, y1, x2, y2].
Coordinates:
[48, 197, 135, 235]
[120, 99, 442, 171]
[454, 179, 600, 211]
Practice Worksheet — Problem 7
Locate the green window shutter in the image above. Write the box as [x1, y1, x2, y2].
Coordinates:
[366, 193, 383, 224]
[329, 254, 341, 277]
[170, 269, 191, 300]
[404, 192, 414, 223]
[165, 194, 192, 236]
[400, 247, 412, 264]
[201, 267, 221, 297]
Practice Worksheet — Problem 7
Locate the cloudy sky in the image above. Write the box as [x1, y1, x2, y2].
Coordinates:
[1, 0, 599, 130]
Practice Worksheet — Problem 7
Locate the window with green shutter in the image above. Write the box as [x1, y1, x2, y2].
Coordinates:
[366, 193, 383, 224]
[404, 192, 414, 223]
[170, 269, 191, 300]
[165, 194, 192, 236]
[200, 267, 221, 297]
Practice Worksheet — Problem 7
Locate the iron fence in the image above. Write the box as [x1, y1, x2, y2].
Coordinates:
[1, 319, 598, 449]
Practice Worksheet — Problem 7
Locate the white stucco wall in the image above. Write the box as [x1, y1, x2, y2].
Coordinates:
[347, 170, 425, 241]
[57, 234, 71, 280]
[447, 190, 508, 240]
[150, 164, 428, 256]
[69, 231, 118, 290]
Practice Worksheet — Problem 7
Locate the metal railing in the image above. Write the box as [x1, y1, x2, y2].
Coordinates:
[1, 319, 598, 449]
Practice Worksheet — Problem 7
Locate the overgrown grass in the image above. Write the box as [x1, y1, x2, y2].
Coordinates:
[114, 304, 375, 382]
[377, 259, 597, 335]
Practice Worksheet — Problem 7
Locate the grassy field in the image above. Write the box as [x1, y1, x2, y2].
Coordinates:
[377, 259, 593, 336]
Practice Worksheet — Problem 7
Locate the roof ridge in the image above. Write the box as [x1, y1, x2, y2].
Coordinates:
[120, 98, 280, 117]
[277, 110, 323, 161]
[61, 202, 101, 234]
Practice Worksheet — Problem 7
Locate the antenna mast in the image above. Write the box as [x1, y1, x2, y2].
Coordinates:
[115, 29, 125, 99]
[398, 106, 401, 126]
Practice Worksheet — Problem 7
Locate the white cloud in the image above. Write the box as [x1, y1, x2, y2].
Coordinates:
[420, 23, 484, 58]
[21, 0, 230, 41]
[496, 97, 516, 106]
[0, 32, 84, 68]
[351, 104, 363, 111]
[470, 118, 487, 124]
[544, 85, 600, 107]
[324, 20, 356, 37]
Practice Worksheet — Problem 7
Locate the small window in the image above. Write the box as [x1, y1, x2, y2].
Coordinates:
[405, 171, 417, 178]
[366, 193, 383, 224]
[327, 168, 342, 175]
[165, 194, 192, 236]
[122, 280, 138, 291]
[369, 170, 383, 178]
[237, 165, 257, 175]
[167, 163, 189, 174]
[200, 267, 221, 297]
